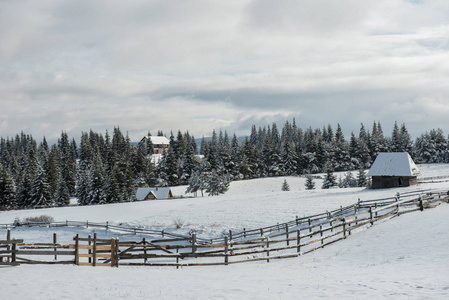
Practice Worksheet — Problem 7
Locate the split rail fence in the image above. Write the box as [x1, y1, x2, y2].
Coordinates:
[1, 190, 448, 268]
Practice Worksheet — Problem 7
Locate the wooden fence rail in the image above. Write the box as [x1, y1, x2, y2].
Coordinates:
[1, 190, 448, 267]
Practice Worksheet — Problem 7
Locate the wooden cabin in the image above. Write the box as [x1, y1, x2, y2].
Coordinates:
[367, 152, 420, 189]
[136, 187, 174, 200]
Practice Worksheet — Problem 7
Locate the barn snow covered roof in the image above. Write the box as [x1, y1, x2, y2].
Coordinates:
[136, 187, 173, 200]
[367, 152, 420, 177]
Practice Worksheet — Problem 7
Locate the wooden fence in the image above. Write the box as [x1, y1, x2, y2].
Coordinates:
[1, 190, 448, 267]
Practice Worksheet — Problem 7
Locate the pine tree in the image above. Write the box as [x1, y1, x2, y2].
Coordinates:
[54, 176, 70, 207]
[322, 168, 337, 189]
[341, 172, 357, 188]
[281, 136, 297, 175]
[185, 170, 207, 197]
[305, 174, 315, 190]
[30, 166, 54, 208]
[281, 179, 290, 191]
[146, 132, 154, 155]
[357, 169, 367, 187]
[0, 163, 16, 209]
[205, 170, 231, 196]
[180, 143, 197, 184]
[88, 153, 107, 205]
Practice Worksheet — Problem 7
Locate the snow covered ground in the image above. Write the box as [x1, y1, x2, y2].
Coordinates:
[1, 164, 449, 299]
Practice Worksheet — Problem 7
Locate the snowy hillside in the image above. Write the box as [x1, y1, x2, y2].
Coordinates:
[1, 164, 449, 299]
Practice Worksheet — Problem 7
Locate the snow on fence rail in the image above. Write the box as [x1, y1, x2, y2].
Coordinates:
[1, 190, 448, 267]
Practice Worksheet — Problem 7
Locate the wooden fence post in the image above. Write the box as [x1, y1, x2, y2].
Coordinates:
[93, 233, 97, 267]
[7, 229, 11, 263]
[320, 224, 323, 245]
[88, 235, 92, 264]
[296, 216, 299, 226]
[369, 207, 373, 225]
[342, 219, 346, 238]
[229, 230, 233, 241]
[176, 247, 179, 269]
[110, 238, 116, 267]
[243, 228, 246, 239]
[266, 238, 270, 263]
[75, 234, 79, 265]
[308, 218, 312, 235]
[296, 230, 301, 254]
[143, 238, 147, 264]
[115, 239, 119, 267]
[191, 232, 197, 256]
[53, 233, 57, 261]
[285, 224, 289, 246]
[224, 236, 229, 265]
[11, 241, 16, 264]
[419, 195, 424, 211]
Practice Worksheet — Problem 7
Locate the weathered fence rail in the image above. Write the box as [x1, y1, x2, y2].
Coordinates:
[1, 190, 448, 267]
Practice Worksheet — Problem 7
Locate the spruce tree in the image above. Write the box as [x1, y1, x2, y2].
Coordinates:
[30, 166, 54, 208]
[322, 168, 337, 189]
[281, 179, 290, 191]
[205, 170, 231, 196]
[305, 174, 315, 190]
[357, 168, 368, 187]
[55, 176, 70, 207]
[0, 163, 17, 209]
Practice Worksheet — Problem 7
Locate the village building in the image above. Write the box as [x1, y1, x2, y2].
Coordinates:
[367, 152, 420, 189]
[139, 136, 170, 154]
[136, 187, 174, 200]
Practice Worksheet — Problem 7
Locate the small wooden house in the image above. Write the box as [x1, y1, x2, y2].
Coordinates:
[136, 187, 174, 200]
[367, 152, 420, 189]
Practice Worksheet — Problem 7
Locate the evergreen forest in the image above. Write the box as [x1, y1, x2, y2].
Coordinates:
[1, 120, 448, 210]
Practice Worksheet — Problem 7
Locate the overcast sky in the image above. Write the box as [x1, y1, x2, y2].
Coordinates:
[1, 0, 449, 143]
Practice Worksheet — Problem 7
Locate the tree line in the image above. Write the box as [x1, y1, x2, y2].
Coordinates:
[1, 120, 448, 210]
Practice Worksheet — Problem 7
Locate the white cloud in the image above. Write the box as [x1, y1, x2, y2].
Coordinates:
[1, 0, 449, 141]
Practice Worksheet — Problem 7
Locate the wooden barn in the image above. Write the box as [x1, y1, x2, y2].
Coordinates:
[367, 152, 420, 189]
[136, 187, 174, 200]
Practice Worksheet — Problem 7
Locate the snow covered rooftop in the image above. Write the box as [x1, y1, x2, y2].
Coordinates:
[149, 136, 169, 145]
[367, 152, 420, 177]
[136, 187, 173, 200]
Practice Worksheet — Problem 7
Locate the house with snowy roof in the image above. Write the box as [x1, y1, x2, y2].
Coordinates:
[367, 152, 420, 189]
[139, 136, 170, 154]
[136, 187, 174, 200]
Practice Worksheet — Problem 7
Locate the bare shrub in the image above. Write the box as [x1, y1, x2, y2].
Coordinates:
[173, 217, 184, 229]
[23, 215, 55, 224]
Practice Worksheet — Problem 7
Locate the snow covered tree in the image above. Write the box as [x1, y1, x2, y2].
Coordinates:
[281, 179, 290, 191]
[54, 176, 70, 207]
[105, 172, 122, 203]
[30, 166, 54, 208]
[0, 163, 16, 209]
[322, 168, 337, 189]
[357, 169, 368, 187]
[205, 170, 231, 196]
[281, 136, 297, 175]
[180, 143, 197, 185]
[186, 170, 208, 197]
[305, 174, 315, 190]
[87, 154, 107, 205]
[340, 172, 357, 188]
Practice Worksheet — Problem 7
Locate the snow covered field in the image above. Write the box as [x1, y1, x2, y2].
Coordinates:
[1, 164, 449, 299]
